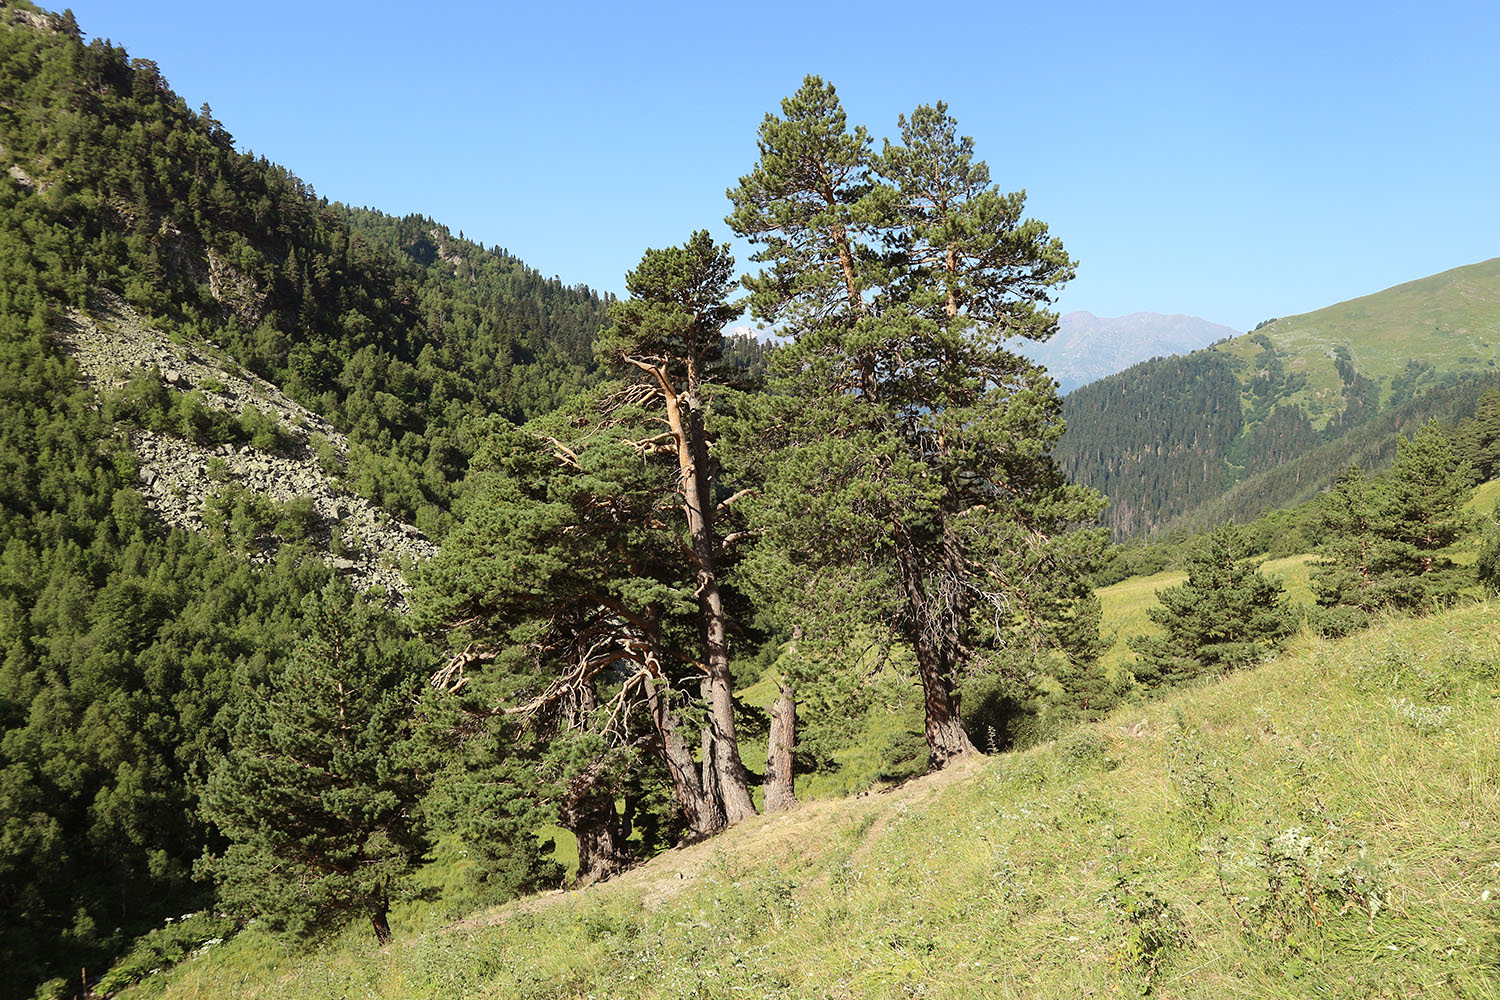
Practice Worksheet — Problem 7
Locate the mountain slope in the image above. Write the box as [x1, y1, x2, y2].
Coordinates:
[1020, 310, 1240, 393]
[57, 290, 435, 602]
[0, 7, 608, 992]
[1059, 258, 1500, 536]
[1214, 257, 1500, 430]
[125, 601, 1500, 999]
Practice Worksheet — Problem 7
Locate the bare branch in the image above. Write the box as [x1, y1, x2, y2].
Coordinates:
[431, 642, 496, 692]
[715, 488, 754, 512]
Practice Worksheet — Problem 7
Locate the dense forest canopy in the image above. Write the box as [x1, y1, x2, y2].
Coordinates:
[0, 5, 608, 993]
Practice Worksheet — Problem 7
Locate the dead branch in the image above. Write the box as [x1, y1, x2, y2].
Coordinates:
[430, 642, 497, 692]
[715, 488, 754, 512]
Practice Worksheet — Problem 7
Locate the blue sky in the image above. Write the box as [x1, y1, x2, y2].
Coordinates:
[63, 0, 1500, 333]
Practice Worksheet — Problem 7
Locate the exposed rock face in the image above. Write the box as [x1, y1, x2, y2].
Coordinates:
[55, 293, 436, 607]
[206, 247, 268, 328]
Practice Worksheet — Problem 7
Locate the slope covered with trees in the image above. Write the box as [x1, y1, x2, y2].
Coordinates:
[0, 9, 1113, 994]
[1060, 258, 1500, 536]
[1056, 352, 1242, 535]
[11, 3, 1496, 999]
[0, 5, 604, 993]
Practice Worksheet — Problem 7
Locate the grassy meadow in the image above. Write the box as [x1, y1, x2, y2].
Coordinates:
[121, 599, 1500, 999]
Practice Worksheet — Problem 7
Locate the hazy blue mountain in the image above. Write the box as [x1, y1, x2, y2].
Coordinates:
[1021, 311, 1241, 394]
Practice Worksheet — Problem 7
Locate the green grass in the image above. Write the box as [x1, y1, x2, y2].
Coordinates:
[122, 601, 1500, 999]
[1470, 477, 1500, 515]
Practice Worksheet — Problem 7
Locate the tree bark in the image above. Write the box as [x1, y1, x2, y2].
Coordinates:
[561, 785, 628, 885]
[646, 677, 725, 837]
[661, 377, 758, 826]
[370, 904, 392, 946]
[894, 534, 977, 769]
[763, 682, 798, 811]
[917, 654, 975, 768]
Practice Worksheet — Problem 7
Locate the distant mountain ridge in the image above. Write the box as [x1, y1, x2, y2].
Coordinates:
[1019, 310, 1240, 393]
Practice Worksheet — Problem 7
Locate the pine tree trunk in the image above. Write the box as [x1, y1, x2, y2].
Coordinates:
[663, 381, 757, 826]
[763, 682, 798, 811]
[894, 534, 977, 769]
[647, 678, 725, 837]
[561, 786, 628, 885]
[370, 904, 392, 946]
[699, 716, 723, 814]
[918, 657, 975, 767]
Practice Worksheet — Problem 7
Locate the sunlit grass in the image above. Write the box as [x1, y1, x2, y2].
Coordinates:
[130, 601, 1500, 999]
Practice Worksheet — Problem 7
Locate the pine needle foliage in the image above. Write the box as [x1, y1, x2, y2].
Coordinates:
[1128, 523, 1294, 688]
[199, 582, 430, 946]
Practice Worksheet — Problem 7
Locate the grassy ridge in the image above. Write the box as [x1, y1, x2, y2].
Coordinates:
[125, 602, 1500, 999]
[1216, 257, 1500, 430]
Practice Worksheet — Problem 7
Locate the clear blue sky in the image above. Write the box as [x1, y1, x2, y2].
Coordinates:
[64, 0, 1500, 332]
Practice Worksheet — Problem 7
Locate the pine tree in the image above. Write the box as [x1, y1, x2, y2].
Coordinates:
[1312, 422, 1473, 629]
[727, 81, 1105, 767]
[596, 231, 757, 826]
[199, 582, 429, 945]
[410, 411, 732, 853]
[1468, 388, 1500, 483]
[1128, 523, 1295, 688]
[1369, 420, 1474, 608]
[1309, 464, 1380, 635]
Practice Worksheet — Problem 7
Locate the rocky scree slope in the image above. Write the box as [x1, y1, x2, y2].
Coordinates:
[56, 293, 436, 603]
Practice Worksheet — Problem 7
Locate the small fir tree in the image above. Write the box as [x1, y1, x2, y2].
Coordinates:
[1129, 523, 1295, 688]
[199, 582, 429, 945]
[1312, 422, 1473, 631]
[1371, 420, 1473, 604]
[1308, 463, 1380, 634]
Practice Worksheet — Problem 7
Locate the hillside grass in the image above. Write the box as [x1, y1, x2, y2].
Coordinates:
[123, 601, 1500, 1000]
[1215, 257, 1500, 429]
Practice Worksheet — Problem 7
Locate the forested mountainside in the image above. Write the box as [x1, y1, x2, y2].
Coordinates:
[0, 9, 1111, 995]
[1017, 310, 1239, 394]
[1059, 258, 1500, 536]
[0, 5, 606, 991]
[12, 3, 1495, 998]
[0, 0, 612, 532]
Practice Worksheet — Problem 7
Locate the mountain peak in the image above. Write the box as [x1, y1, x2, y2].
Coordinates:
[1020, 311, 1241, 394]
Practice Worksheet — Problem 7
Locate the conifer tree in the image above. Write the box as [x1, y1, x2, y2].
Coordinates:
[1312, 421, 1473, 629]
[199, 582, 429, 945]
[1128, 523, 1294, 688]
[728, 80, 1105, 767]
[411, 410, 734, 852]
[596, 231, 757, 825]
[1374, 420, 1474, 601]
[1466, 388, 1500, 483]
[1309, 464, 1380, 635]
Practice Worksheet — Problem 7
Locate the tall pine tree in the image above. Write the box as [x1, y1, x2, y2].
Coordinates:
[728, 81, 1105, 767]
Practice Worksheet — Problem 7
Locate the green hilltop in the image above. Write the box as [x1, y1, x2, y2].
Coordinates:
[1216, 256, 1500, 431]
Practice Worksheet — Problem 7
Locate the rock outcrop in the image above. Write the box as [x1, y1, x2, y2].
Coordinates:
[56, 292, 436, 607]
